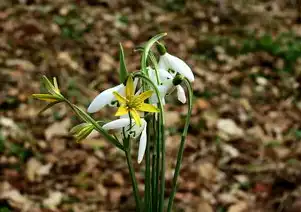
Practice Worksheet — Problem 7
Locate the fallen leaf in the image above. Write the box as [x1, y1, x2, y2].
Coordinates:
[45, 118, 71, 140]
[43, 191, 63, 210]
[26, 158, 42, 182]
[228, 201, 248, 212]
[197, 200, 213, 212]
[217, 119, 244, 139]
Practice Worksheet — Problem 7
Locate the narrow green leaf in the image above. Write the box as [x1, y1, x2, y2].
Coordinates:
[71, 104, 124, 150]
[141, 33, 167, 73]
[42, 76, 57, 95]
[38, 101, 62, 115]
[119, 43, 128, 83]
[32, 94, 60, 102]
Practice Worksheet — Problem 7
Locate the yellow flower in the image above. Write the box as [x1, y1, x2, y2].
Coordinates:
[113, 76, 159, 126]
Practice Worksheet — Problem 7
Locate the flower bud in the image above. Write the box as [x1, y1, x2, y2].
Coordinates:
[156, 42, 167, 55]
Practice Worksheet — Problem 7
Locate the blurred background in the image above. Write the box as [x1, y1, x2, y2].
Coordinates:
[1, 0, 301, 211]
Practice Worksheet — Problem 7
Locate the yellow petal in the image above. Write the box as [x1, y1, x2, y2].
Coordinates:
[130, 109, 142, 126]
[113, 92, 126, 104]
[126, 76, 135, 98]
[133, 90, 153, 103]
[137, 103, 160, 113]
[115, 105, 128, 116]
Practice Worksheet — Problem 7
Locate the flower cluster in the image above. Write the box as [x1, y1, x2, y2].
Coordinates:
[32, 34, 195, 211]
[87, 42, 194, 163]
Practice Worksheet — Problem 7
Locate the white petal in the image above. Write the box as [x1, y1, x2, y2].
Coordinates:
[87, 84, 124, 113]
[102, 118, 131, 130]
[164, 53, 195, 82]
[158, 68, 173, 81]
[137, 120, 147, 164]
[176, 85, 186, 103]
[150, 79, 173, 104]
[158, 55, 169, 71]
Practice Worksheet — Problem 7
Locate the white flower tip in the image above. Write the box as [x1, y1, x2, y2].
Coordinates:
[87, 102, 99, 113]
[177, 85, 186, 104]
[137, 121, 147, 164]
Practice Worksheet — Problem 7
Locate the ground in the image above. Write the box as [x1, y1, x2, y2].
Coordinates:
[1, 0, 301, 211]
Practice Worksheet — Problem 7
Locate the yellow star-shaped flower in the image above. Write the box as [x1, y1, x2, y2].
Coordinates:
[113, 76, 159, 126]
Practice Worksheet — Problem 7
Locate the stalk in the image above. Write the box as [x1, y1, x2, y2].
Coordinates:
[145, 120, 152, 212]
[167, 79, 193, 212]
[126, 148, 142, 212]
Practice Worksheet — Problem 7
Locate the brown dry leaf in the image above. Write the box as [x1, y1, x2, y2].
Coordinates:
[26, 158, 42, 182]
[43, 191, 63, 210]
[26, 158, 52, 181]
[0, 182, 34, 211]
[195, 98, 210, 110]
[5, 59, 35, 72]
[58, 51, 79, 70]
[197, 200, 214, 212]
[217, 119, 244, 139]
[165, 111, 181, 127]
[45, 118, 71, 141]
[227, 201, 249, 212]
[198, 162, 218, 183]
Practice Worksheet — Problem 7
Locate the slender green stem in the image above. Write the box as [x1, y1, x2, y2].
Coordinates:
[126, 149, 142, 212]
[167, 79, 193, 212]
[139, 33, 167, 211]
[159, 110, 165, 212]
[145, 120, 152, 212]
[64, 100, 124, 150]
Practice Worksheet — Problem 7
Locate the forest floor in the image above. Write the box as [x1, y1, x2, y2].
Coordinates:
[1, 0, 301, 211]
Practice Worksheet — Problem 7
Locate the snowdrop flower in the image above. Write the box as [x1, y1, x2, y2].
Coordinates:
[147, 67, 187, 104]
[103, 117, 147, 163]
[157, 43, 194, 82]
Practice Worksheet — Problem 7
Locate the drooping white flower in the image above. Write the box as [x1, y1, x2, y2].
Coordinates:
[102, 117, 147, 164]
[147, 67, 187, 104]
[158, 53, 194, 82]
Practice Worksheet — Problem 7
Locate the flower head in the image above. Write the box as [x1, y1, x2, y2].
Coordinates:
[113, 76, 159, 126]
[157, 43, 194, 82]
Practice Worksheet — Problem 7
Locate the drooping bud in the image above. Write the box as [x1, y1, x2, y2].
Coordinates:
[156, 42, 167, 55]
[172, 74, 185, 86]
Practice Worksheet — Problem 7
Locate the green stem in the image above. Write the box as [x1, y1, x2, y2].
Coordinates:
[64, 100, 124, 150]
[167, 79, 193, 212]
[126, 149, 142, 212]
[134, 74, 166, 212]
[145, 120, 152, 212]
[139, 33, 167, 211]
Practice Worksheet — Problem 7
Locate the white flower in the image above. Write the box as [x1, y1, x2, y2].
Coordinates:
[87, 79, 139, 113]
[87, 84, 125, 113]
[102, 117, 147, 164]
[158, 53, 194, 82]
[147, 67, 187, 104]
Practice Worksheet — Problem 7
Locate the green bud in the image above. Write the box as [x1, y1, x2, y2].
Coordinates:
[156, 42, 167, 55]
[172, 74, 185, 86]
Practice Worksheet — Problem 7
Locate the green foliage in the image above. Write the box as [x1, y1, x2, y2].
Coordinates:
[8, 143, 32, 162]
[201, 31, 301, 73]
[119, 43, 128, 83]
[295, 129, 301, 139]
[0, 207, 11, 212]
[164, 0, 186, 11]
[53, 5, 93, 40]
[0, 133, 5, 153]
